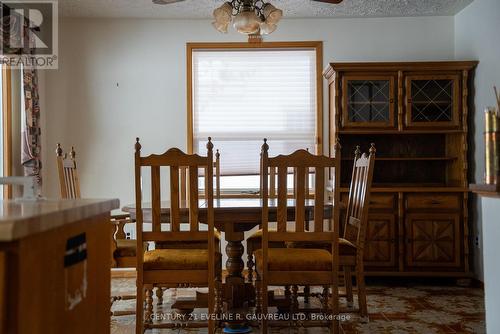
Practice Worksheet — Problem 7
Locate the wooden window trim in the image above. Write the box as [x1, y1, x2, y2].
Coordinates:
[186, 41, 324, 156]
[2, 66, 12, 199]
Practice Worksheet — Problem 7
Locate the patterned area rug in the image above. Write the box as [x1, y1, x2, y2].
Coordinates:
[111, 278, 485, 334]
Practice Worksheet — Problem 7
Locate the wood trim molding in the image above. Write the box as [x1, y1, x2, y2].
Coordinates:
[323, 61, 479, 78]
[186, 41, 324, 155]
[2, 66, 12, 199]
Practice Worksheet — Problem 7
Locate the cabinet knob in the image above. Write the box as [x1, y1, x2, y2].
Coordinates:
[389, 98, 394, 103]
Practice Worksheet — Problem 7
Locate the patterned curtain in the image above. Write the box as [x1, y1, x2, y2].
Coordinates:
[21, 68, 42, 186]
[1, 3, 43, 187]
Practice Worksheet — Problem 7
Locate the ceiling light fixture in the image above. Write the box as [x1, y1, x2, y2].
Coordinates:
[212, 0, 283, 36]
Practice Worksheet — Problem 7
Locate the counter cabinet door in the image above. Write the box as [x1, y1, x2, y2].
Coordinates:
[363, 213, 398, 269]
[341, 75, 397, 129]
[404, 212, 461, 269]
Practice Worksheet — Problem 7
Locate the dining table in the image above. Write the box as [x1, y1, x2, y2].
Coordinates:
[122, 197, 338, 332]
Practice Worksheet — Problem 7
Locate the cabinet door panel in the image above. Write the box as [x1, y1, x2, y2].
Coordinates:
[342, 75, 396, 129]
[364, 214, 397, 268]
[405, 213, 461, 268]
[405, 74, 460, 129]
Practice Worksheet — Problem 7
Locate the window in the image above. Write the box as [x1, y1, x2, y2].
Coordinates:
[188, 42, 323, 194]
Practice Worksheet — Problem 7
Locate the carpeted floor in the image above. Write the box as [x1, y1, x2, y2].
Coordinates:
[111, 278, 485, 334]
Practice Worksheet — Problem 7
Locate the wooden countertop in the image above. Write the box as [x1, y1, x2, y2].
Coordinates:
[0, 198, 119, 241]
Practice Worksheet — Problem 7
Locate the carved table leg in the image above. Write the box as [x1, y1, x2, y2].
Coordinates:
[226, 241, 245, 279]
[223, 230, 252, 333]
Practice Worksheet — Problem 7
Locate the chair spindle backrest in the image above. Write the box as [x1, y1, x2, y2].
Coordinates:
[343, 144, 376, 251]
[56, 143, 81, 199]
[261, 139, 342, 237]
[269, 148, 313, 200]
[134, 137, 215, 266]
[180, 149, 220, 201]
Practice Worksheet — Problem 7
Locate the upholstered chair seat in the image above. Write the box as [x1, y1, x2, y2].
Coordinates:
[143, 249, 222, 271]
[254, 248, 332, 273]
[253, 238, 357, 273]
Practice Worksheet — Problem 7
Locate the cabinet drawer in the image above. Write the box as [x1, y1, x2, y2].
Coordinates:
[369, 194, 396, 210]
[406, 193, 461, 210]
[342, 193, 395, 210]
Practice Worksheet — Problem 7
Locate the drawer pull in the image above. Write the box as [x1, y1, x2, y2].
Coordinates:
[430, 200, 441, 205]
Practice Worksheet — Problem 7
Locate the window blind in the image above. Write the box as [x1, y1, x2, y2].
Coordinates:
[192, 49, 317, 176]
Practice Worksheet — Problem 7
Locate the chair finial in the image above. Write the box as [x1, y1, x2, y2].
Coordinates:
[262, 138, 269, 153]
[135, 137, 141, 152]
[334, 137, 341, 150]
[354, 145, 361, 159]
[70, 146, 76, 159]
[207, 137, 214, 151]
[56, 143, 63, 156]
[369, 143, 376, 155]
[215, 149, 220, 159]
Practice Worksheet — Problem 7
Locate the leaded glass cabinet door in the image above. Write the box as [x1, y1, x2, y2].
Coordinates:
[342, 76, 396, 129]
[405, 74, 460, 128]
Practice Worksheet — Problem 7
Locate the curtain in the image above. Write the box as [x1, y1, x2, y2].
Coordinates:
[21, 67, 41, 186]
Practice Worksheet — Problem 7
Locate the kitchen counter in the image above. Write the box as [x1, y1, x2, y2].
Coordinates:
[0, 198, 119, 334]
[0, 198, 119, 241]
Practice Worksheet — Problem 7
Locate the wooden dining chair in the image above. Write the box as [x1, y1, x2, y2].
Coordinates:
[338, 144, 376, 321]
[254, 139, 342, 334]
[134, 137, 221, 334]
[246, 150, 313, 287]
[56, 144, 137, 269]
[291, 144, 376, 321]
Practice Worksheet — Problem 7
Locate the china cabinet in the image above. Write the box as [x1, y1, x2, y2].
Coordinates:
[324, 61, 478, 277]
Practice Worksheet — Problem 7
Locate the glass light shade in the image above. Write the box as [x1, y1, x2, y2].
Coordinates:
[263, 3, 283, 24]
[212, 20, 230, 33]
[259, 22, 277, 35]
[233, 10, 261, 35]
[213, 2, 232, 23]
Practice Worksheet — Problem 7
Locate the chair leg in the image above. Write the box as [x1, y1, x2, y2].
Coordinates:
[321, 286, 329, 312]
[247, 244, 254, 283]
[304, 285, 310, 304]
[291, 285, 299, 315]
[215, 278, 223, 314]
[144, 286, 154, 325]
[260, 279, 268, 334]
[135, 282, 144, 334]
[209, 281, 216, 334]
[344, 266, 354, 308]
[356, 262, 369, 323]
[155, 287, 164, 306]
[255, 274, 262, 314]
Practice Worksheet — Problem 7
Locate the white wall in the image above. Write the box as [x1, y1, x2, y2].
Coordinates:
[455, 0, 500, 282]
[43, 16, 455, 207]
[455, 0, 500, 328]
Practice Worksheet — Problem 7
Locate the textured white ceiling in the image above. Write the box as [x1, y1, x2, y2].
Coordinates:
[59, 0, 474, 19]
